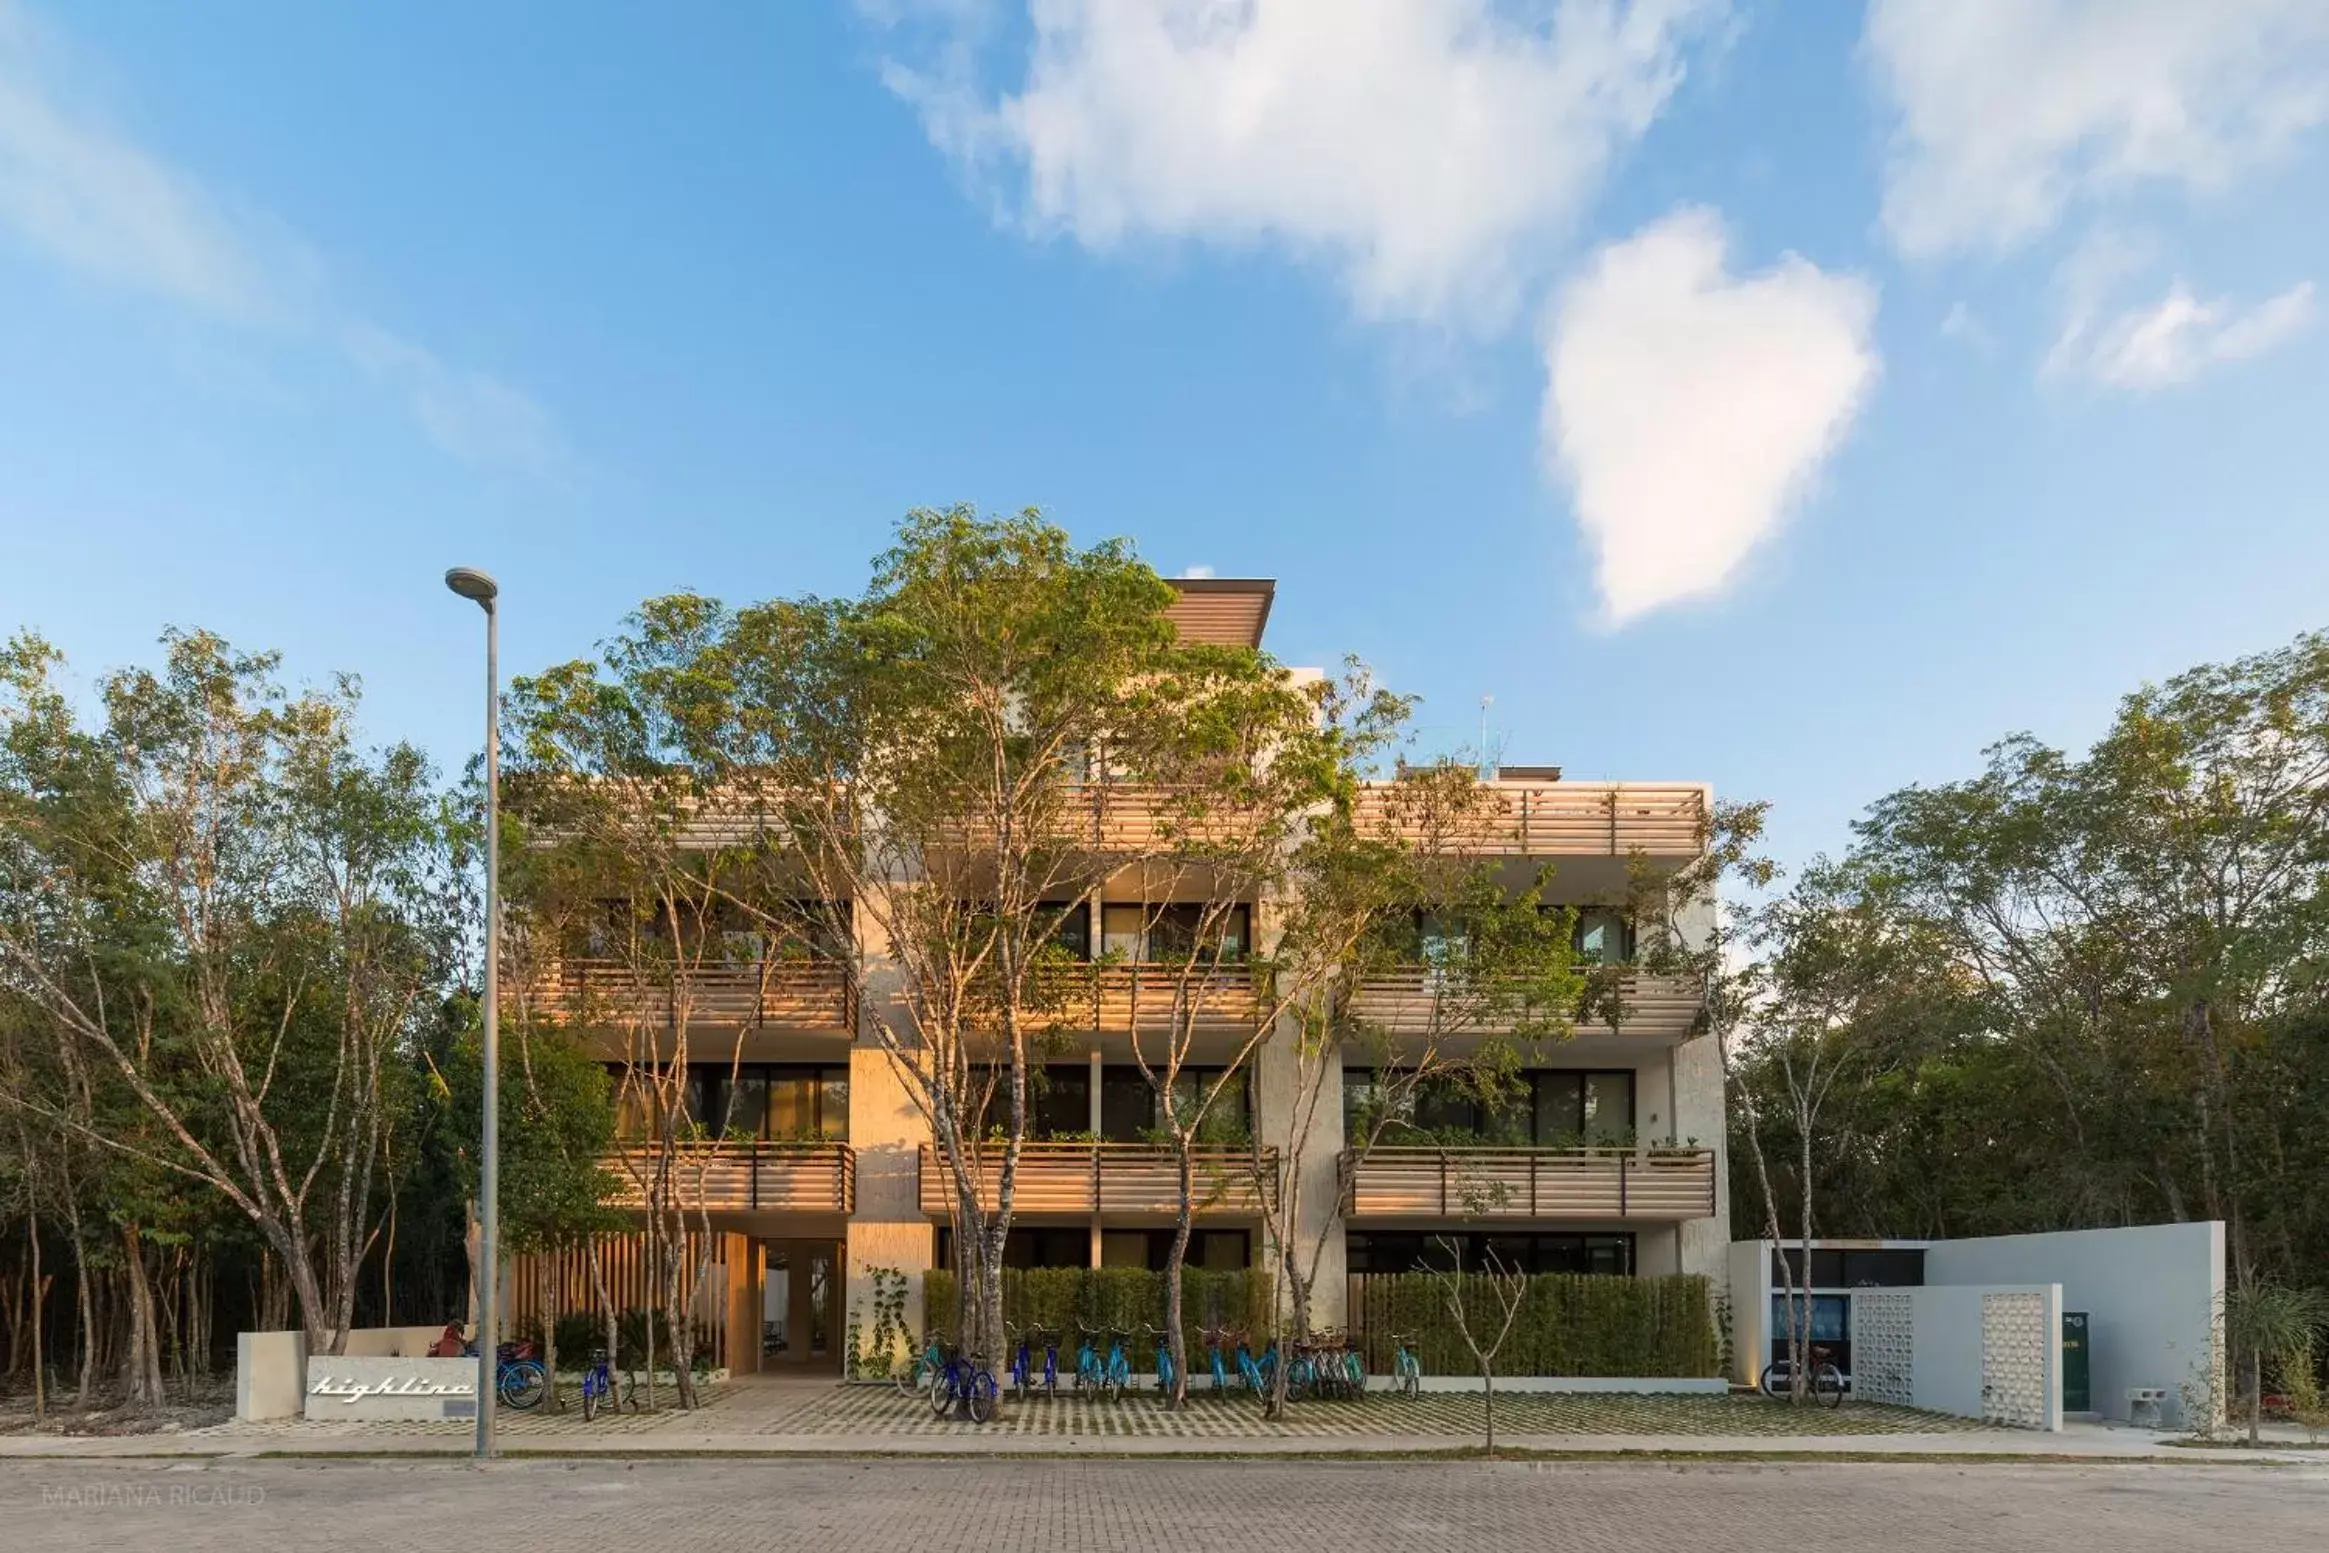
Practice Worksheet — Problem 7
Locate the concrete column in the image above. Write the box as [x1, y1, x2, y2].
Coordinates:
[844, 886, 936, 1348]
[1088, 1046, 1104, 1267]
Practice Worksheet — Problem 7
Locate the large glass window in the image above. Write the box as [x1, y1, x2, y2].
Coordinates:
[1349, 1068, 1635, 1146]
[1099, 903, 1251, 962]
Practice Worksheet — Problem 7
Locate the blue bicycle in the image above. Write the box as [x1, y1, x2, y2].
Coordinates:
[1235, 1333, 1277, 1397]
[1143, 1324, 1177, 1396]
[1101, 1326, 1133, 1400]
[929, 1346, 999, 1423]
[1009, 1324, 1059, 1402]
[580, 1346, 628, 1422]
[1073, 1327, 1104, 1394]
[1203, 1326, 1231, 1392]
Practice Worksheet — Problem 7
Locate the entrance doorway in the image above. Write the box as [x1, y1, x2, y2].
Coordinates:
[759, 1240, 842, 1372]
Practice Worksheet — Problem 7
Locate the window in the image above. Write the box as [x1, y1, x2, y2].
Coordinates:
[1349, 1068, 1635, 1146]
[1040, 902, 1092, 961]
[1099, 903, 1250, 963]
[936, 1226, 1091, 1271]
[1572, 907, 1635, 964]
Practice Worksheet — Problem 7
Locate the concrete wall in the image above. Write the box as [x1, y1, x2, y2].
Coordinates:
[1926, 1222, 2224, 1426]
[235, 1331, 307, 1421]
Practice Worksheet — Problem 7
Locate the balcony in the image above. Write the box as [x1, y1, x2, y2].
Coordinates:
[602, 1140, 856, 1215]
[1352, 780, 1707, 858]
[527, 958, 854, 1033]
[1071, 964, 1260, 1037]
[1348, 969, 1705, 1042]
[916, 1142, 1278, 1217]
[1338, 1146, 1716, 1222]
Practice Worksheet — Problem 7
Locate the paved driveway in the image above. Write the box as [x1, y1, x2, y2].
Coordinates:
[6, 1458, 2323, 1552]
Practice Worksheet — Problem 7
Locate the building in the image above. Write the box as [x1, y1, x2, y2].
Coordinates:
[510, 577, 1724, 1373]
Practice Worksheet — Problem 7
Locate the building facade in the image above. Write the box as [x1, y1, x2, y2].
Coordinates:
[512, 579, 1725, 1373]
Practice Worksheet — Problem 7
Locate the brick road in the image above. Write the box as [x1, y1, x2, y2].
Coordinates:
[5, 1458, 2324, 1552]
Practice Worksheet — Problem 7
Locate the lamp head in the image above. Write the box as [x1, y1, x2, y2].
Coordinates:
[444, 567, 499, 609]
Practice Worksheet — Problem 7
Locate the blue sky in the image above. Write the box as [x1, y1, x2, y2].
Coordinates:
[2, 1, 2326, 869]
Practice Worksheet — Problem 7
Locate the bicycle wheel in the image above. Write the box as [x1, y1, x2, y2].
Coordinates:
[580, 1378, 599, 1424]
[931, 1368, 958, 1417]
[968, 1370, 999, 1424]
[1757, 1362, 1786, 1399]
[893, 1355, 920, 1399]
[1815, 1364, 1847, 1408]
[498, 1359, 548, 1411]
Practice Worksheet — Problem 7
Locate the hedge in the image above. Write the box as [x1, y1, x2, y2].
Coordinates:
[1352, 1272, 1718, 1378]
[921, 1266, 1271, 1349]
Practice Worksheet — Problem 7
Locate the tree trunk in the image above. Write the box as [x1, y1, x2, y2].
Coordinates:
[26, 1211, 44, 1423]
[2249, 1348, 2262, 1447]
[542, 1258, 564, 1414]
[71, 1221, 93, 1406]
[1162, 1147, 1196, 1409]
[1481, 1364, 1496, 1456]
[119, 1223, 166, 1406]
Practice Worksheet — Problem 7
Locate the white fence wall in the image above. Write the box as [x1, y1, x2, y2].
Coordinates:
[1849, 1283, 2063, 1430]
[1925, 1222, 2222, 1427]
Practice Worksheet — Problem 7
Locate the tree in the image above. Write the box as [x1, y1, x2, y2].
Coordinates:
[2222, 1281, 2329, 1447]
[1424, 1235, 1526, 1455]
[0, 631, 452, 1359]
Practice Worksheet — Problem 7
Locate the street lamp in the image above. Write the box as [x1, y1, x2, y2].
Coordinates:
[445, 566, 500, 1461]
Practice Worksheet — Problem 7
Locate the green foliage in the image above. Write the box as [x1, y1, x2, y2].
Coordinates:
[919, 1267, 1271, 1349]
[1353, 1273, 1719, 1378]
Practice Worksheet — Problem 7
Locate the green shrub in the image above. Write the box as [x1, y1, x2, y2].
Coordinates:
[1352, 1273, 1718, 1377]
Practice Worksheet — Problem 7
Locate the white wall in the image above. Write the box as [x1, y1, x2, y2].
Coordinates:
[1926, 1222, 2223, 1427]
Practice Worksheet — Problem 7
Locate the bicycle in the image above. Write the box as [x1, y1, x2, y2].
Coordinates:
[1202, 1326, 1231, 1393]
[1101, 1326, 1133, 1401]
[929, 1346, 999, 1423]
[464, 1337, 548, 1411]
[1390, 1332, 1422, 1399]
[1008, 1323, 1058, 1402]
[1142, 1324, 1177, 1397]
[894, 1333, 945, 1400]
[1072, 1327, 1104, 1394]
[1758, 1343, 1847, 1408]
[1234, 1333, 1276, 1398]
[579, 1346, 628, 1422]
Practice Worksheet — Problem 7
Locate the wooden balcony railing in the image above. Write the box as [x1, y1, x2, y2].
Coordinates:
[526, 958, 854, 1032]
[1338, 1146, 1716, 1222]
[1087, 964, 1260, 1036]
[601, 1140, 855, 1215]
[1347, 969, 1705, 1042]
[1352, 780, 1707, 857]
[916, 1142, 1278, 1217]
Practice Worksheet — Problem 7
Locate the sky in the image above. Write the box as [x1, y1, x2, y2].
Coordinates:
[2, 0, 2326, 871]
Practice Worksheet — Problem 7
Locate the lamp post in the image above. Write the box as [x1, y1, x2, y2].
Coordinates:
[445, 566, 500, 1460]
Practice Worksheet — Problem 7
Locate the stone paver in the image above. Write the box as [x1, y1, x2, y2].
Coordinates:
[3, 1457, 2323, 1552]
[191, 1376, 1989, 1442]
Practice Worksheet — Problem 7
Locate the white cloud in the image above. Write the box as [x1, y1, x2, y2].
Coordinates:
[1544, 207, 1879, 625]
[0, 1, 556, 473]
[1865, 0, 2329, 257]
[1176, 564, 1216, 579]
[880, 0, 1727, 328]
[2049, 278, 2316, 392]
